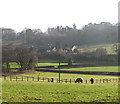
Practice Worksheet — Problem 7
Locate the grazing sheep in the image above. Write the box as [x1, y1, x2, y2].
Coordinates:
[90, 78, 94, 84]
[75, 78, 83, 83]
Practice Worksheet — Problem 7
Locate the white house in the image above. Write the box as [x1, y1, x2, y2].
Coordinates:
[71, 46, 77, 52]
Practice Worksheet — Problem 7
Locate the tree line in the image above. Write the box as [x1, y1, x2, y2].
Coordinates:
[1, 22, 118, 49]
[1, 22, 119, 71]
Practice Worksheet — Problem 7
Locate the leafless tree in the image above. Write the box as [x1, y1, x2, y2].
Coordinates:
[2, 45, 15, 72]
[15, 46, 38, 71]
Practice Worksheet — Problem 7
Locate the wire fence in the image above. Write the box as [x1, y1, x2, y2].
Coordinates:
[2, 75, 120, 84]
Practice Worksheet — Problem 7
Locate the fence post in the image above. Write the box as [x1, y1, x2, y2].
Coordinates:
[119, 78, 120, 82]
[57, 79, 58, 83]
[86, 80, 87, 84]
[38, 77, 39, 81]
[103, 79, 105, 83]
[27, 77, 29, 81]
[100, 79, 101, 83]
[51, 78, 54, 82]
[106, 79, 108, 83]
[65, 79, 67, 83]
[16, 76, 17, 81]
[4, 75, 6, 80]
[48, 78, 50, 82]
[10, 75, 12, 81]
[33, 77, 34, 81]
[70, 79, 71, 83]
[61, 79, 62, 83]
[21, 76, 23, 81]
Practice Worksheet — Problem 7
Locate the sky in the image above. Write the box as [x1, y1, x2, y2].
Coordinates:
[0, 0, 119, 32]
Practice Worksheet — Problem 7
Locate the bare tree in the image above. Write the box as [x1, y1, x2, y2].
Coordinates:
[15, 46, 37, 71]
[2, 45, 15, 72]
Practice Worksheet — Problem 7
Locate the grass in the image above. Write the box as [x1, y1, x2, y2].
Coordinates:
[2, 81, 118, 102]
[9, 62, 20, 68]
[9, 62, 79, 69]
[4, 70, 118, 81]
[79, 43, 116, 54]
[60, 66, 118, 72]
[2, 70, 119, 103]
[36, 63, 68, 68]
[9, 62, 69, 68]
[9, 62, 118, 72]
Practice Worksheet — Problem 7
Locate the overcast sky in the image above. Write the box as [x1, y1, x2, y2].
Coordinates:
[0, 0, 119, 32]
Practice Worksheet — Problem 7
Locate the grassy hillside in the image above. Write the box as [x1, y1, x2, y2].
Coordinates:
[78, 43, 116, 54]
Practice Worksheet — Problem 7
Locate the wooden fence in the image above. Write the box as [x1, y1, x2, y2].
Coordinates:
[2, 75, 120, 84]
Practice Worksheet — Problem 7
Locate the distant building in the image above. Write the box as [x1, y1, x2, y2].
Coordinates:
[71, 46, 77, 52]
[52, 47, 57, 52]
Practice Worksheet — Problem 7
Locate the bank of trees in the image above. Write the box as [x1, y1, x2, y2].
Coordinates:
[2, 45, 38, 72]
[1, 22, 118, 69]
[1, 22, 118, 49]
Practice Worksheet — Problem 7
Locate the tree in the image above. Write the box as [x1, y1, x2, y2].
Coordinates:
[25, 28, 34, 45]
[68, 57, 72, 68]
[2, 28, 16, 40]
[2, 45, 15, 72]
[95, 48, 107, 57]
[37, 48, 46, 54]
[28, 56, 38, 70]
[15, 46, 37, 71]
[55, 41, 61, 50]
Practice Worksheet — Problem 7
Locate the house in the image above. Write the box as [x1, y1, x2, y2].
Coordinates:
[52, 47, 57, 52]
[71, 46, 77, 52]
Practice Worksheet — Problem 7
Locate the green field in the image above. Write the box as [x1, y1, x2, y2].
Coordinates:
[2, 80, 118, 102]
[79, 43, 116, 54]
[9, 62, 69, 68]
[9, 62, 118, 72]
[2, 71, 119, 102]
[60, 66, 118, 72]
[36, 63, 68, 68]
[2, 65, 119, 103]
[5, 70, 118, 80]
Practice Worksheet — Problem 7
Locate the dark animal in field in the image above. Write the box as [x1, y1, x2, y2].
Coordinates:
[75, 78, 83, 83]
[90, 78, 94, 84]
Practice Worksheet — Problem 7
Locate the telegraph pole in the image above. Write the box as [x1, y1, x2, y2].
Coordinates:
[58, 53, 60, 83]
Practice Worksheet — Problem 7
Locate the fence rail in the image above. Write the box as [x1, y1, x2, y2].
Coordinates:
[2, 75, 120, 84]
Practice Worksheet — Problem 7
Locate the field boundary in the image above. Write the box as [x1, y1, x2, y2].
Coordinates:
[2, 75, 120, 84]
[35, 68, 120, 76]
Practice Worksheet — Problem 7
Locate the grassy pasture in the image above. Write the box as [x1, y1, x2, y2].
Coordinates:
[79, 43, 116, 54]
[7, 71, 118, 80]
[10, 62, 118, 72]
[36, 63, 68, 68]
[9, 62, 20, 68]
[60, 66, 118, 72]
[2, 70, 119, 103]
[9, 62, 69, 68]
[9, 62, 118, 72]
[2, 80, 118, 102]
[2, 64, 119, 103]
